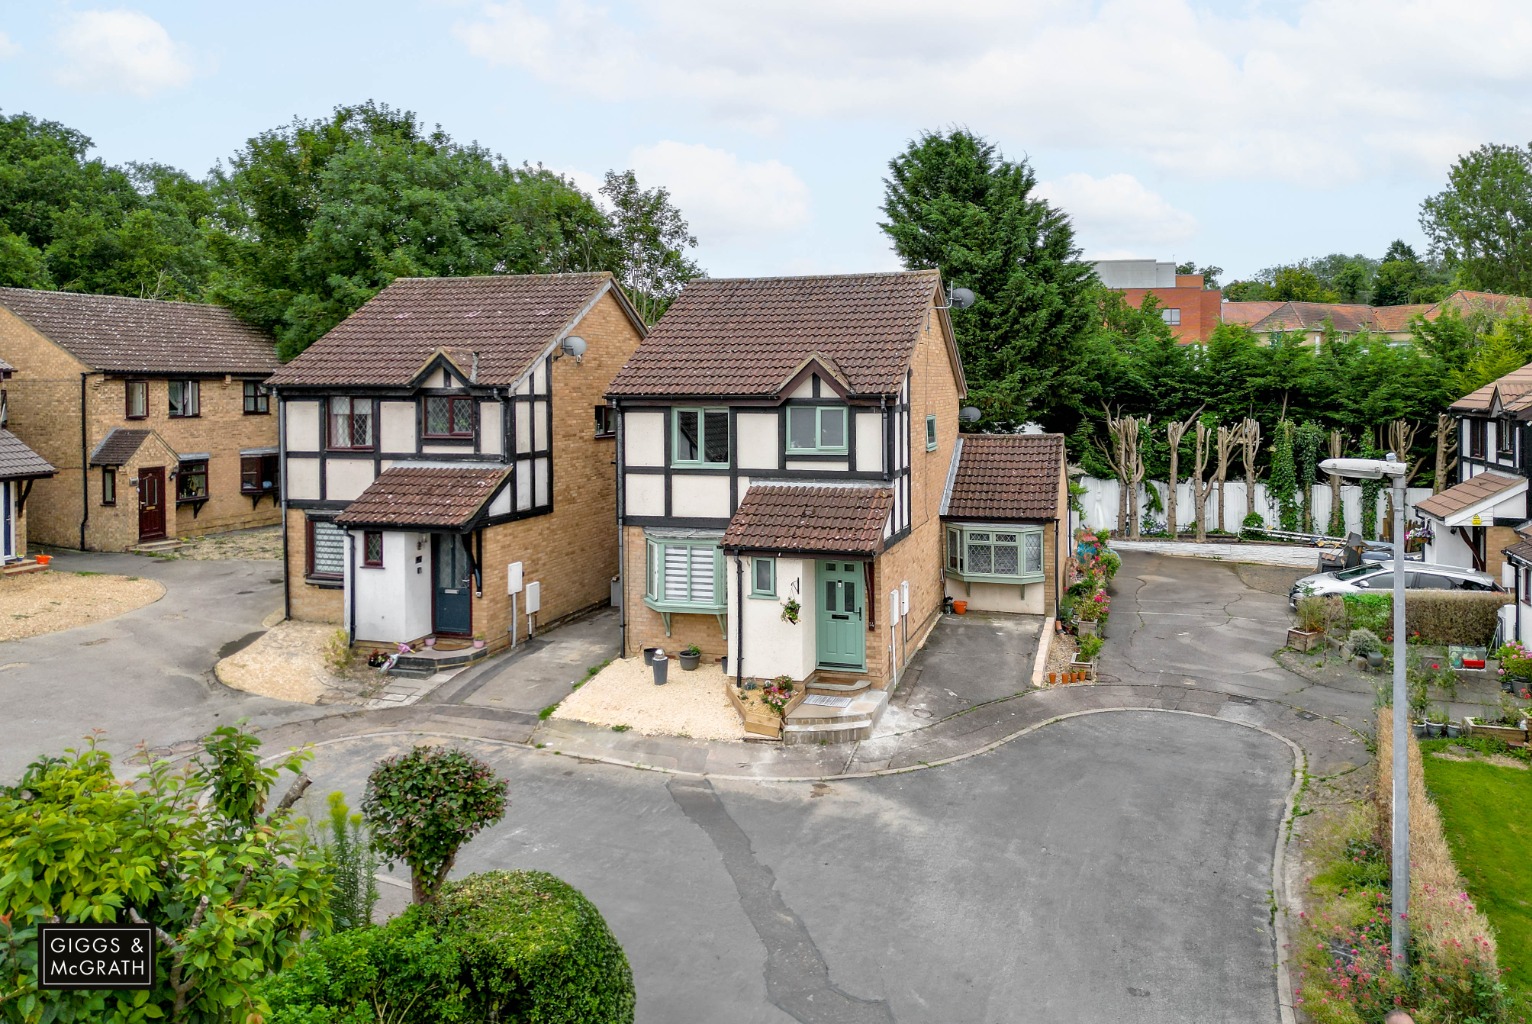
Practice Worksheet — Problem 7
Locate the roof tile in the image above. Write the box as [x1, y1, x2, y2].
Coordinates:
[88, 428, 153, 467]
[1415, 471, 1525, 520]
[944, 434, 1065, 520]
[335, 465, 511, 529]
[721, 484, 893, 555]
[0, 428, 54, 480]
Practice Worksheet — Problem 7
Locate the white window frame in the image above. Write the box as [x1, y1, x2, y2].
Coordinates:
[944, 524, 1045, 584]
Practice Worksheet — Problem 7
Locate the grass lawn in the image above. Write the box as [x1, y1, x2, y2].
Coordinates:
[1419, 741, 1532, 1001]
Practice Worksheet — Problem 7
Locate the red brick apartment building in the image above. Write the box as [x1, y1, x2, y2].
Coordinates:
[1094, 259, 1222, 344]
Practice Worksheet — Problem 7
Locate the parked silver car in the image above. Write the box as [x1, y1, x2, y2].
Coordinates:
[1289, 562, 1502, 609]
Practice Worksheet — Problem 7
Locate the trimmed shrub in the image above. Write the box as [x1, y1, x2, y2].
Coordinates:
[426, 871, 635, 1024]
[1240, 511, 1264, 539]
[1347, 628, 1382, 658]
[1342, 591, 1509, 647]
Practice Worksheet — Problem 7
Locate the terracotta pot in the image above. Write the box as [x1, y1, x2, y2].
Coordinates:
[35, 554, 51, 567]
[1048, 672, 1057, 685]
[952, 600, 968, 615]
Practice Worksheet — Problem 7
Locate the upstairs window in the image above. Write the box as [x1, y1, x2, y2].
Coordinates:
[926, 415, 938, 451]
[1161, 308, 1182, 326]
[424, 395, 475, 438]
[240, 453, 280, 497]
[786, 406, 848, 455]
[125, 380, 148, 419]
[243, 381, 269, 414]
[673, 408, 729, 466]
[168, 380, 199, 418]
[1498, 416, 1515, 458]
[594, 402, 617, 438]
[328, 397, 373, 450]
[1467, 418, 1487, 459]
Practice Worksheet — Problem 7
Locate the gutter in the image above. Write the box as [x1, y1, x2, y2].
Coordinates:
[78, 373, 89, 550]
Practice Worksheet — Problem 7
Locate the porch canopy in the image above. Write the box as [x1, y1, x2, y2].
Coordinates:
[335, 464, 511, 531]
[0, 429, 55, 481]
[721, 484, 893, 556]
[1415, 470, 1527, 527]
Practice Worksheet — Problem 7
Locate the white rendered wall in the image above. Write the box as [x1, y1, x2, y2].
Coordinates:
[480, 403, 503, 454]
[855, 412, 883, 473]
[285, 458, 320, 500]
[326, 459, 376, 502]
[944, 577, 1043, 614]
[379, 402, 413, 451]
[672, 474, 730, 518]
[735, 412, 778, 470]
[625, 474, 664, 516]
[286, 401, 320, 450]
[624, 412, 665, 466]
[729, 555, 816, 680]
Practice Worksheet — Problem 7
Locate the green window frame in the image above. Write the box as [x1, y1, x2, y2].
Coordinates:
[750, 557, 776, 598]
[785, 405, 848, 454]
[944, 525, 1044, 584]
[644, 538, 725, 610]
[672, 408, 730, 466]
[926, 414, 938, 451]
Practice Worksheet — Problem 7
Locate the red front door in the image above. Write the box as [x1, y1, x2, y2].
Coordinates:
[138, 467, 166, 541]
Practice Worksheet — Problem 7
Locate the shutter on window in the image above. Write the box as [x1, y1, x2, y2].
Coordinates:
[690, 546, 715, 602]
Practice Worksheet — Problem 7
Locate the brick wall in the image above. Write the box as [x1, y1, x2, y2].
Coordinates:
[1118, 281, 1224, 345]
[84, 434, 181, 552]
[0, 308, 89, 548]
[620, 523, 730, 659]
[286, 507, 344, 624]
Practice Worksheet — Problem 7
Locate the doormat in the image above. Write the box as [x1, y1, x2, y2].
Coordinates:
[802, 695, 853, 708]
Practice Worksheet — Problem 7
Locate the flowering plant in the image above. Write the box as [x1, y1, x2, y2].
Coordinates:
[1077, 589, 1109, 621]
[1496, 640, 1532, 683]
[760, 676, 796, 718]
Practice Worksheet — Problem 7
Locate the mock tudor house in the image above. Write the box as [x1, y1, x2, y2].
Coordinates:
[266, 273, 644, 655]
[0, 358, 57, 564]
[607, 271, 969, 692]
[0, 288, 281, 551]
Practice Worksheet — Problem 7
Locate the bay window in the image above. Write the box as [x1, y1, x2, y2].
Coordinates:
[944, 525, 1044, 583]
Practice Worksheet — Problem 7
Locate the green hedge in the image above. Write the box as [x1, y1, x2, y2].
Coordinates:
[260, 871, 633, 1024]
[1335, 591, 1509, 646]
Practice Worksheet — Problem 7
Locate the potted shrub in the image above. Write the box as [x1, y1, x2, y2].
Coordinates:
[1348, 628, 1383, 669]
[1426, 705, 1448, 738]
[1073, 632, 1103, 681]
[1287, 596, 1327, 652]
[679, 644, 701, 671]
[1077, 588, 1108, 637]
[472, 632, 486, 650]
[1408, 677, 1430, 737]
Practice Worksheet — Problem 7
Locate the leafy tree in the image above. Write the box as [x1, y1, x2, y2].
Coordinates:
[1269, 420, 1299, 530]
[0, 729, 329, 1023]
[1270, 265, 1341, 303]
[880, 128, 1097, 425]
[1223, 278, 1273, 301]
[1421, 142, 1532, 295]
[308, 791, 379, 932]
[1372, 239, 1451, 306]
[362, 744, 508, 904]
[599, 169, 702, 325]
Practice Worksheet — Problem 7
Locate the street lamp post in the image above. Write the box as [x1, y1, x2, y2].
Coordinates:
[1319, 455, 1411, 975]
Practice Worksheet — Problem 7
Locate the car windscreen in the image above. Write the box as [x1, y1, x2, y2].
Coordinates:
[1334, 564, 1384, 581]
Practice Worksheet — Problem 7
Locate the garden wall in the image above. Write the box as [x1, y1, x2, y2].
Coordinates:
[1077, 476, 1435, 539]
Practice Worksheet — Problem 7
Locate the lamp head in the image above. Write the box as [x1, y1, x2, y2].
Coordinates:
[1319, 457, 1408, 481]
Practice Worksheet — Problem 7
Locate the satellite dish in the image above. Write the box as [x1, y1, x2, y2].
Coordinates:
[560, 335, 588, 360]
[959, 406, 982, 422]
[948, 287, 976, 310]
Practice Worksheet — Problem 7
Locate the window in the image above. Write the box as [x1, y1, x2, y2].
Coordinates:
[177, 458, 208, 502]
[594, 402, 617, 438]
[786, 405, 848, 454]
[672, 408, 729, 466]
[125, 380, 147, 419]
[1467, 418, 1487, 459]
[751, 557, 776, 597]
[944, 525, 1044, 582]
[101, 467, 116, 506]
[362, 531, 384, 567]
[328, 397, 373, 450]
[243, 381, 269, 414]
[1161, 308, 1182, 326]
[168, 380, 200, 418]
[240, 454, 280, 497]
[306, 517, 344, 580]
[1498, 417, 1515, 458]
[644, 539, 723, 608]
[926, 414, 938, 451]
[424, 395, 475, 438]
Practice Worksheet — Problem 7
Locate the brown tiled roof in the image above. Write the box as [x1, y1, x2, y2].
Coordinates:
[943, 433, 1064, 520]
[1249, 301, 1379, 334]
[721, 484, 894, 555]
[0, 429, 54, 479]
[268, 274, 631, 387]
[0, 356, 13, 373]
[1370, 304, 1432, 333]
[1431, 290, 1530, 319]
[1503, 539, 1532, 565]
[0, 288, 277, 375]
[607, 271, 951, 398]
[1415, 471, 1525, 520]
[1219, 301, 1283, 327]
[334, 465, 511, 529]
[1449, 363, 1532, 416]
[88, 428, 152, 467]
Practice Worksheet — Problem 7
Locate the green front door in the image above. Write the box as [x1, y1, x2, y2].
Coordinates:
[816, 560, 865, 670]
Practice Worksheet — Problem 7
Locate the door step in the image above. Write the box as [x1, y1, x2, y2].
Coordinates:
[131, 540, 183, 554]
[781, 689, 887, 745]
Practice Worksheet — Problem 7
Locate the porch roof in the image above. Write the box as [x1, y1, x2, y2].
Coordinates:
[721, 484, 893, 555]
[88, 428, 152, 467]
[1415, 470, 1527, 526]
[941, 433, 1065, 521]
[0, 428, 55, 480]
[335, 465, 510, 530]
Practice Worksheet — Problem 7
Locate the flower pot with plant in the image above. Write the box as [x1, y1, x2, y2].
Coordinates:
[1426, 706, 1448, 737]
[1072, 632, 1103, 680]
[780, 597, 801, 625]
[679, 644, 701, 671]
[1347, 628, 1382, 667]
[1287, 595, 1327, 652]
[472, 632, 486, 650]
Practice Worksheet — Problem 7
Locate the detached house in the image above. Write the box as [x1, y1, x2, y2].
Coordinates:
[266, 273, 644, 654]
[0, 288, 280, 551]
[607, 271, 967, 692]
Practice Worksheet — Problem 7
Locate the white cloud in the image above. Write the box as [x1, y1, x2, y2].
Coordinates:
[453, 0, 1532, 187]
[1035, 173, 1197, 257]
[53, 9, 196, 97]
[627, 141, 811, 246]
[0, 32, 20, 59]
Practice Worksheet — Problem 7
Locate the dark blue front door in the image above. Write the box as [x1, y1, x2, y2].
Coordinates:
[433, 533, 472, 635]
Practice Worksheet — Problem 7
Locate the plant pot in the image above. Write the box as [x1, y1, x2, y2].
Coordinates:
[1365, 652, 1384, 670]
[652, 655, 669, 685]
[679, 652, 701, 671]
[1077, 619, 1098, 637]
[1412, 721, 1428, 738]
[1445, 721, 1462, 738]
[34, 554, 51, 567]
[473, 639, 486, 650]
[720, 657, 728, 674]
[423, 637, 436, 649]
[1070, 657, 1096, 681]
[1286, 628, 1323, 652]
[952, 600, 968, 615]
[643, 647, 658, 666]
[1426, 721, 1446, 738]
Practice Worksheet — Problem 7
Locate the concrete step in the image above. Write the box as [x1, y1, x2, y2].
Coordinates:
[781, 689, 887, 745]
[131, 540, 183, 554]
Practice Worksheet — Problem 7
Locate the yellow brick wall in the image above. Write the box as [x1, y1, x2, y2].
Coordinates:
[0, 308, 89, 548]
[285, 507, 345, 624]
[620, 523, 730, 659]
[84, 434, 181, 552]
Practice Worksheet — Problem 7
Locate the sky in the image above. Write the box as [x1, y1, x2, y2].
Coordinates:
[3, 0, 1531, 285]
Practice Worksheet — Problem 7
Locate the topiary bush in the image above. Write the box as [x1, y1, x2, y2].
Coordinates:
[426, 871, 635, 1024]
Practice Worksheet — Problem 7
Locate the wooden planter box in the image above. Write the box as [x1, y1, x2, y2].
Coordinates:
[1070, 657, 1097, 681]
[727, 682, 808, 739]
[1463, 718, 1530, 747]
[1286, 628, 1323, 652]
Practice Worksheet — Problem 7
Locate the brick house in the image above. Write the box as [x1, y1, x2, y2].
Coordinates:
[1093, 260, 1222, 344]
[0, 288, 280, 551]
[606, 271, 969, 694]
[940, 433, 1069, 615]
[0, 357, 57, 564]
[265, 273, 645, 656]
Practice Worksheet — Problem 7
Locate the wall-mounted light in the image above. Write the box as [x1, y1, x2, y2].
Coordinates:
[555, 335, 588, 364]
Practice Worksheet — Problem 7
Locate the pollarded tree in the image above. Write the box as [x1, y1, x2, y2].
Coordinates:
[1240, 417, 1263, 529]
[363, 745, 509, 905]
[1214, 422, 1238, 534]
[1190, 420, 1215, 543]
[1164, 409, 1201, 538]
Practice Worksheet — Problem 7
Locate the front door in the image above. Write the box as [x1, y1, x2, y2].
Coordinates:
[137, 467, 166, 541]
[2, 483, 12, 559]
[432, 533, 473, 636]
[816, 560, 865, 670]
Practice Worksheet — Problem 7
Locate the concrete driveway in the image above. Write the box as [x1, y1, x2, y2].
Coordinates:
[295, 706, 1293, 1024]
[0, 550, 334, 778]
